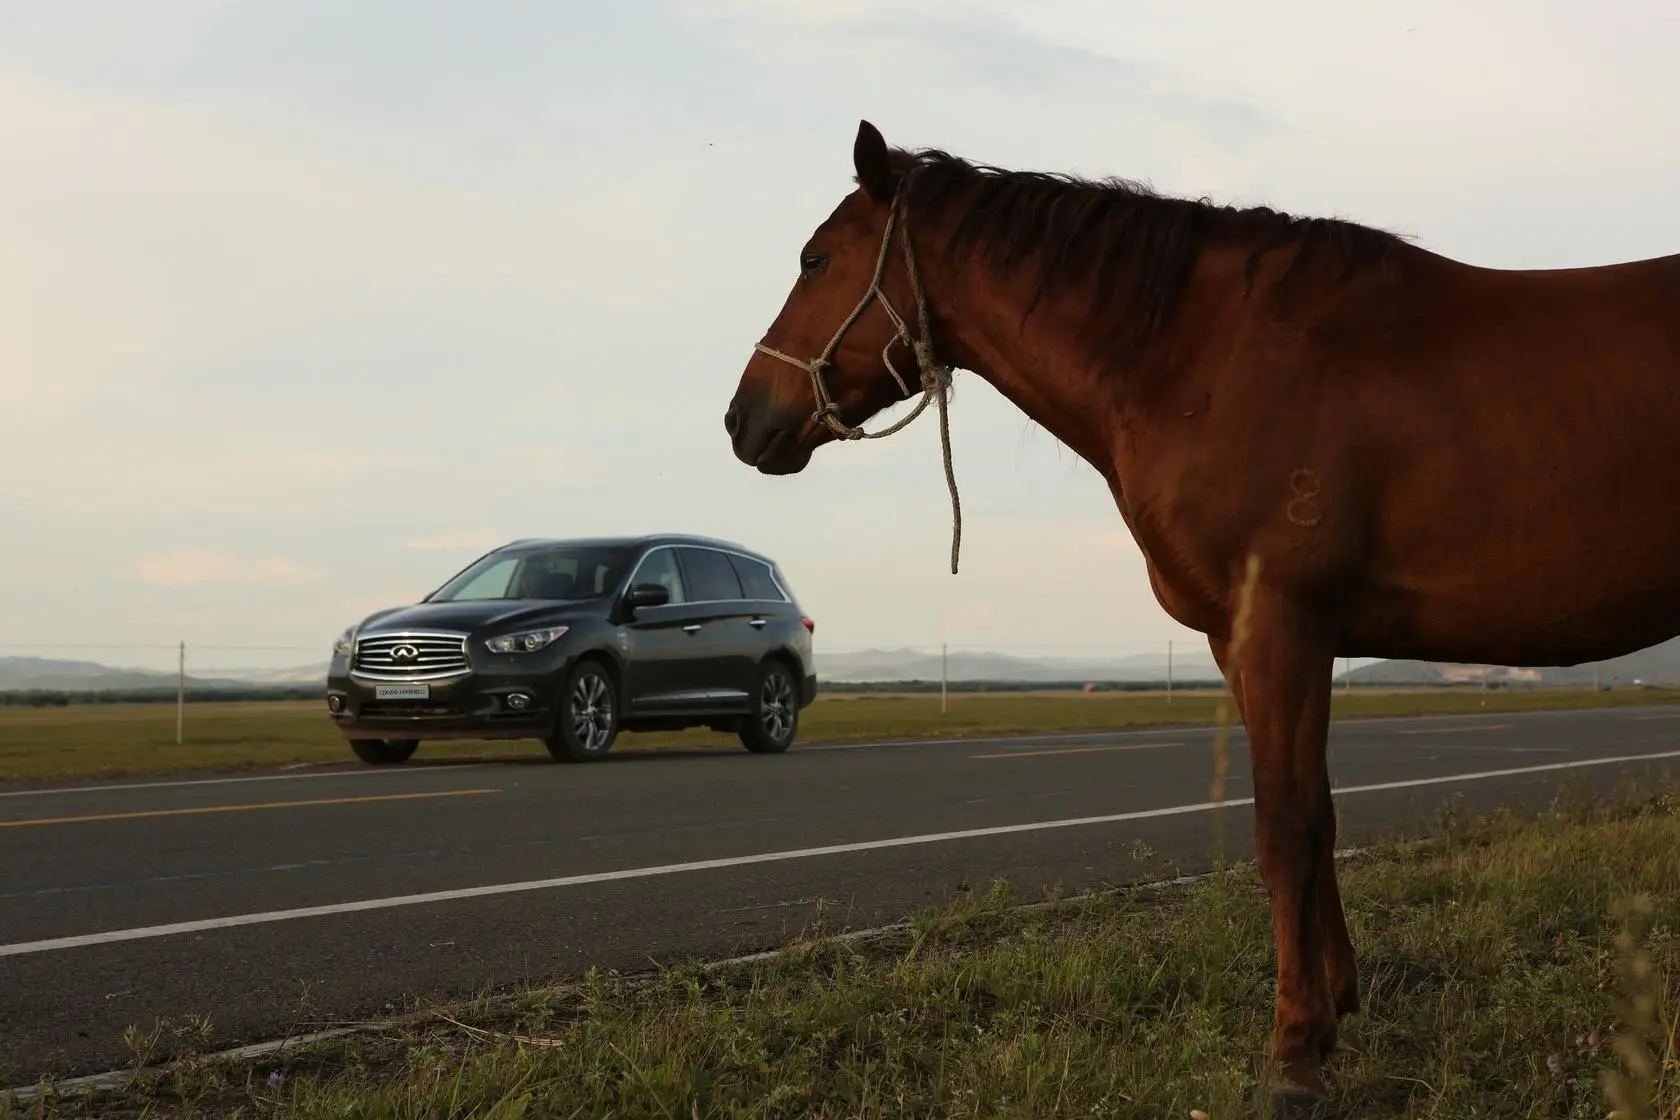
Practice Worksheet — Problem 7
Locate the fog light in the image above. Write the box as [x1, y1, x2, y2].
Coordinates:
[506, 693, 531, 711]
[327, 695, 344, 713]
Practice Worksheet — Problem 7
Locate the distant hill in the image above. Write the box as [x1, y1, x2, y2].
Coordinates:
[1, 650, 1220, 692]
[209, 664, 330, 685]
[1345, 636, 1680, 687]
[11, 635, 1676, 696]
[814, 647, 1224, 684]
[0, 656, 325, 693]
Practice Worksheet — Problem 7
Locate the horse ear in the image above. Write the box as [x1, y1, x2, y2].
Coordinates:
[852, 119, 897, 204]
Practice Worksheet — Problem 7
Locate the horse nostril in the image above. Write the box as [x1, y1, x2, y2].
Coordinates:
[724, 402, 742, 438]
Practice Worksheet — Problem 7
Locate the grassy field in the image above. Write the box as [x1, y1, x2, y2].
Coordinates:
[13, 782, 1677, 1118]
[2, 686, 1679, 784]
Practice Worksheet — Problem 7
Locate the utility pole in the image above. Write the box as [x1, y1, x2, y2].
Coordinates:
[940, 643, 948, 715]
[1166, 639, 1173, 702]
[1344, 657, 1352, 695]
[176, 640, 185, 745]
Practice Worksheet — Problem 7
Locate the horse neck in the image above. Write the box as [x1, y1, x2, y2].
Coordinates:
[913, 227, 1218, 478]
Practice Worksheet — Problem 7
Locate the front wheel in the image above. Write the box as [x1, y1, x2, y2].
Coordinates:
[738, 660, 799, 754]
[546, 659, 619, 763]
[349, 738, 419, 765]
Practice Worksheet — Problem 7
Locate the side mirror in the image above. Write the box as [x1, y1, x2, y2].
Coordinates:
[623, 582, 670, 610]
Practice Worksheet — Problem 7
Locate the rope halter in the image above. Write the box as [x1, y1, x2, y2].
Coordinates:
[752, 188, 964, 574]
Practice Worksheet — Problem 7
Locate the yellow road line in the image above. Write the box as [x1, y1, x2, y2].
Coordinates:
[1396, 723, 1513, 736]
[976, 743, 1181, 760]
[0, 788, 500, 830]
[1632, 713, 1680, 721]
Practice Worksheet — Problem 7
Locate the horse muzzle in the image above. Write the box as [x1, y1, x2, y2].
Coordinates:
[724, 395, 816, 475]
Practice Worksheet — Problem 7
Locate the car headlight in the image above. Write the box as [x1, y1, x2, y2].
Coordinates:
[332, 627, 356, 657]
[486, 626, 570, 654]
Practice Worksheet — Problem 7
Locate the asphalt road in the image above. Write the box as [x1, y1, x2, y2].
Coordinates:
[3, 704, 1680, 1087]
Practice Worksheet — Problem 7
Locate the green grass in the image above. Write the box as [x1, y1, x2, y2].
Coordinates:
[2, 687, 1679, 783]
[14, 783, 1678, 1118]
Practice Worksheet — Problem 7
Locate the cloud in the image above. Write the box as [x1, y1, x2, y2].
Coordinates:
[987, 1, 1673, 227]
[267, 451, 435, 478]
[705, 0, 1276, 162]
[328, 588, 433, 622]
[0, 66, 689, 421]
[131, 552, 319, 587]
[3, 2, 1679, 670]
[401, 533, 504, 552]
[484, 443, 610, 486]
[926, 520, 1179, 648]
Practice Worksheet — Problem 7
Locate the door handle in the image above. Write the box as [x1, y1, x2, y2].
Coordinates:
[682, 623, 702, 633]
[748, 618, 767, 629]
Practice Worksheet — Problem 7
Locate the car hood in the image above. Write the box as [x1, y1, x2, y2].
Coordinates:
[355, 600, 594, 636]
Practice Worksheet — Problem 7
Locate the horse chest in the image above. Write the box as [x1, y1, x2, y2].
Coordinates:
[1106, 478, 1230, 635]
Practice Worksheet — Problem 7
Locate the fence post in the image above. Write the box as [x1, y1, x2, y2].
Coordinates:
[176, 640, 185, 745]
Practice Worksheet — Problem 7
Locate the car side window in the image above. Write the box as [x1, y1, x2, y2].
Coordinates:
[726, 553, 786, 602]
[678, 547, 744, 602]
[632, 548, 686, 604]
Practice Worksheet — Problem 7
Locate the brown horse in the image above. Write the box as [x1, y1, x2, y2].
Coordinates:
[723, 120, 1680, 1105]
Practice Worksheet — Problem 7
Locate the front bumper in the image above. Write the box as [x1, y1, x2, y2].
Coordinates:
[326, 655, 576, 741]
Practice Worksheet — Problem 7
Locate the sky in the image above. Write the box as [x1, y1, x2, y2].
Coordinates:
[3, 0, 1678, 672]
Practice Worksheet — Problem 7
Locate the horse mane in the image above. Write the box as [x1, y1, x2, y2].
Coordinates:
[878, 147, 1408, 347]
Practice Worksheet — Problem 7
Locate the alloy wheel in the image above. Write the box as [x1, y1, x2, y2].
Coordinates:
[571, 671, 614, 753]
[760, 669, 795, 744]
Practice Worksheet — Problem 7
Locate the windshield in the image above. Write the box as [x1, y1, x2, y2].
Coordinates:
[427, 545, 637, 603]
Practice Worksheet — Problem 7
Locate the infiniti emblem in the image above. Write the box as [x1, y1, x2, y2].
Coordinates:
[390, 644, 420, 662]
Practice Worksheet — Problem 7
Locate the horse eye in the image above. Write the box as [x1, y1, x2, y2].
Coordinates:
[800, 252, 828, 277]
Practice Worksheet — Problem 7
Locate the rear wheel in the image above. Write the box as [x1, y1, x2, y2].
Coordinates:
[738, 660, 799, 754]
[546, 659, 619, 763]
[349, 738, 419, 765]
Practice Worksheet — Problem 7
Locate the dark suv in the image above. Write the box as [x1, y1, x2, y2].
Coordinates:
[325, 534, 818, 764]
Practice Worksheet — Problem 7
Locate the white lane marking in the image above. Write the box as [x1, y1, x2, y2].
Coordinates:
[3, 748, 1678, 959]
[805, 728, 1200, 753]
[976, 743, 1182, 760]
[820, 734, 1095, 753]
[2, 732, 1178, 799]
[804, 704, 1680, 753]
[0, 764, 498, 800]
[18, 849, 1384, 1106]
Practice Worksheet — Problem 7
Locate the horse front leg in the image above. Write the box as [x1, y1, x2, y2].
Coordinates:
[1316, 768, 1359, 1019]
[1221, 601, 1343, 1101]
[1210, 634, 1359, 1023]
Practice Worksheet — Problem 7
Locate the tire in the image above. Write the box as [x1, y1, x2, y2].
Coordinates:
[738, 659, 799, 754]
[349, 738, 419, 765]
[546, 658, 619, 763]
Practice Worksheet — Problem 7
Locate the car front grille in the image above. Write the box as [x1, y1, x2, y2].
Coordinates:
[352, 632, 470, 681]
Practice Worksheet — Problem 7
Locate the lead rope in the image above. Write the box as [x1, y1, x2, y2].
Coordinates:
[753, 191, 963, 574]
[899, 211, 963, 577]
